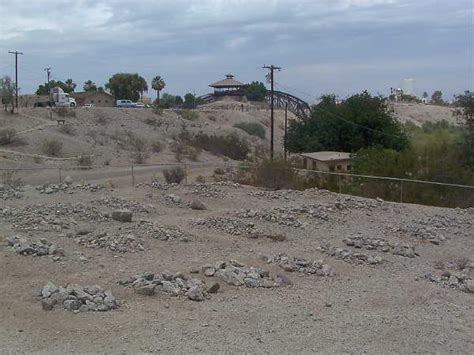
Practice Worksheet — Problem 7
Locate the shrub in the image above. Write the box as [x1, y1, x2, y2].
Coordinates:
[195, 175, 206, 183]
[41, 139, 63, 157]
[233, 122, 266, 139]
[179, 109, 199, 121]
[77, 154, 93, 167]
[153, 107, 164, 116]
[187, 147, 200, 161]
[163, 166, 185, 184]
[244, 158, 299, 190]
[1, 170, 23, 189]
[208, 115, 217, 121]
[188, 133, 250, 161]
[58, 124, 75, 135]
[152, 141, 164, 153]
[53, 107, 76, 118]
[96, 115, 108, 125]
[0, 128, 17, 145]
[131, 151, 148, 164]
[214, 168, 225, 175]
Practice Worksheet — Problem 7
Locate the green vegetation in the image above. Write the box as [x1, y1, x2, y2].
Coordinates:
[188, 133, 250, 160]
[431, 90, 444, 105]
[157, 93, 183, 108]
[0, 128, 17, 145]
[287, 92, 409, 153]
[1, 76, 15, 113]
[41, 139, 63, 157]
[182, 93, 205, 109]
[36, 79, 76, 95]
[240, 81, 267, 101]
[163, 166, 185, 184]
[233, 122, 266, 139]
[179, 109, 199, 121]
[105, 73, 147, 101]
[151, 75, 166, 104]
[83, 80, 97, 92]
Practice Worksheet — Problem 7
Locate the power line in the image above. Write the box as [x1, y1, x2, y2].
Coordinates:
[263, 64, 281, 160]
[8, 50, 23, 111]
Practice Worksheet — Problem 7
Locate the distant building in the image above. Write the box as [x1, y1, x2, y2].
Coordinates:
[209, 74, 245, 101]
[300, 151, 352, 172]
[70, 91, 114, 107]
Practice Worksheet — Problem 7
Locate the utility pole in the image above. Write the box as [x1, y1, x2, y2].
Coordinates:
[263, 64, 281, 160]
[8, 50, 23, 112]
[284, 102, 288, 162]
[44, 67, 51, 84]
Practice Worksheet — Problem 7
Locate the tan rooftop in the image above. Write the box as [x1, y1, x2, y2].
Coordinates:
[300, 151, 351, 162]
[209, 74, 244, 88]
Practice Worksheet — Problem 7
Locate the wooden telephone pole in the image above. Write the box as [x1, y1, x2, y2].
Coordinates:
[263, 64, 281, 160]
[8, 50, 23, 111]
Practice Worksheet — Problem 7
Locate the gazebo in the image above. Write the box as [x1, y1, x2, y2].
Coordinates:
[209, 74, 244, 97]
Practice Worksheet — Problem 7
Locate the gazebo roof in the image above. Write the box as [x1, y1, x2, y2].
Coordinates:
[209, 74, 244, 88]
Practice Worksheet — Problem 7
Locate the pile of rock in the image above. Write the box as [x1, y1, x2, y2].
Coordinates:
[195, 217, 260, 236]
[6, 236, 65, 258]
[92, 197, 152, 214]
[0, 184, 22, 200]
[332, 196, 385, 211]
[317, 242, 384, 265]
[342, 235, 416, 258]
[38, 282, 119, 312]
[165, 194, 190, 208]
[288, 204, 330, 220]
[248, 190, 301, 201]
[0, 202, 109, 233]
[35, 183, 103, 194]
[191, 183, 227, 198]
[77, 231, 145, 253]
[149, 225, 194, 242]
[202, 260, 291, 288]
[260, 253, 336, 276]
[236, 208, 305, 228]
[148, 181, 177, 190]
[119, 271, 212, 301]
[212, 181, 241, 188]
[423, 261, 474, 294]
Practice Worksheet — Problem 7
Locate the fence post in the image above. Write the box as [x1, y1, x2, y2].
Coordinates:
[131, 165, 135, 186]
[184, 164, 188, 184]
[338, 174, 342, 193]
[400, 180, 404, 203]
[58, 167, 62, 183]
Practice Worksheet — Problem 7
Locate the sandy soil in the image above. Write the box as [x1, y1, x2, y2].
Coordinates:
[0, 180, 473, 354]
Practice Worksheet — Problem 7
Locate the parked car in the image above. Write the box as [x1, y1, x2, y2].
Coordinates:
[83, 103, 95, 108]
[116, 99, 134, 108]
[134, 102, 145, 108]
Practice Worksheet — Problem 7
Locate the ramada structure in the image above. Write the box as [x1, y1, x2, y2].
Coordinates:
[208, 74, 245, 100]
[300, 151, 352, 172]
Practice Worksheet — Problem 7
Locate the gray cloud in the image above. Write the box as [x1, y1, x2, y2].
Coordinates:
[0, 0, 471, 101]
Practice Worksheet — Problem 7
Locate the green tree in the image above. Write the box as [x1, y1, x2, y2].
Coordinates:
[83, 80, 97, 92]
[422, 91, 428, 99]
[151, 75, 166, 104]
[241, 81, 267, 101]
[105, 73, 148, 101]
[431, 90, 443, 105]
[64, 79, 77, 92]
[287, 91, 409, 153]
[36, 80, 76, 95]
[159, 93, 183, 108]
[453, 91, 474, 167]
[183, 93, 196, 109]
[0, 76, 15, 113]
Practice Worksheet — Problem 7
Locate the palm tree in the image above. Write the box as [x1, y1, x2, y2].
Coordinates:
[151, 76, 166, 104]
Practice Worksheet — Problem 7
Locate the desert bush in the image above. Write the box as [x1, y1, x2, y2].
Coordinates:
[163, 166, 185, 184]
[187, 147, 201, 161]
[208, 115, 217, 121]
[41, 139, 63, 157]
[1, 170, 23, 189]
[112, 130, 147, 152]
[96, 115, 108, 125]
[242, 158, 299, 190]
[131, 151, 148, 164]
[0, 128, 17, 145]
[77, 154, 93, 167]
[195, 175, 206, 183]
[214, 167, 225, 175]
[233, 122, 266, 139]
[86, 130, 107, 146]
[33, 156, 43, 164]
[179, 109, 199, 121]
[152, 141, 164, 153]
[53, 107, 76, 118]
[58, 124, 75, 135]
[188, 133, 250, 161]
[153, 107, 164, 116]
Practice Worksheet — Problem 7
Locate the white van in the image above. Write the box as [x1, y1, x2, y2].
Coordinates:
[116, 99, 134, 108]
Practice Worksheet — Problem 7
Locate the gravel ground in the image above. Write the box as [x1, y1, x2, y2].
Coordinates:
[0, 180, 473, 353]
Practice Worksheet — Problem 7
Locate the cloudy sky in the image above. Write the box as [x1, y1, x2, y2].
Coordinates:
[0, 0, 472, 102]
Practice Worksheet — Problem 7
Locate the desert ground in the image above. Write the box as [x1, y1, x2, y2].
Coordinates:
[0, 102, 473, 354]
